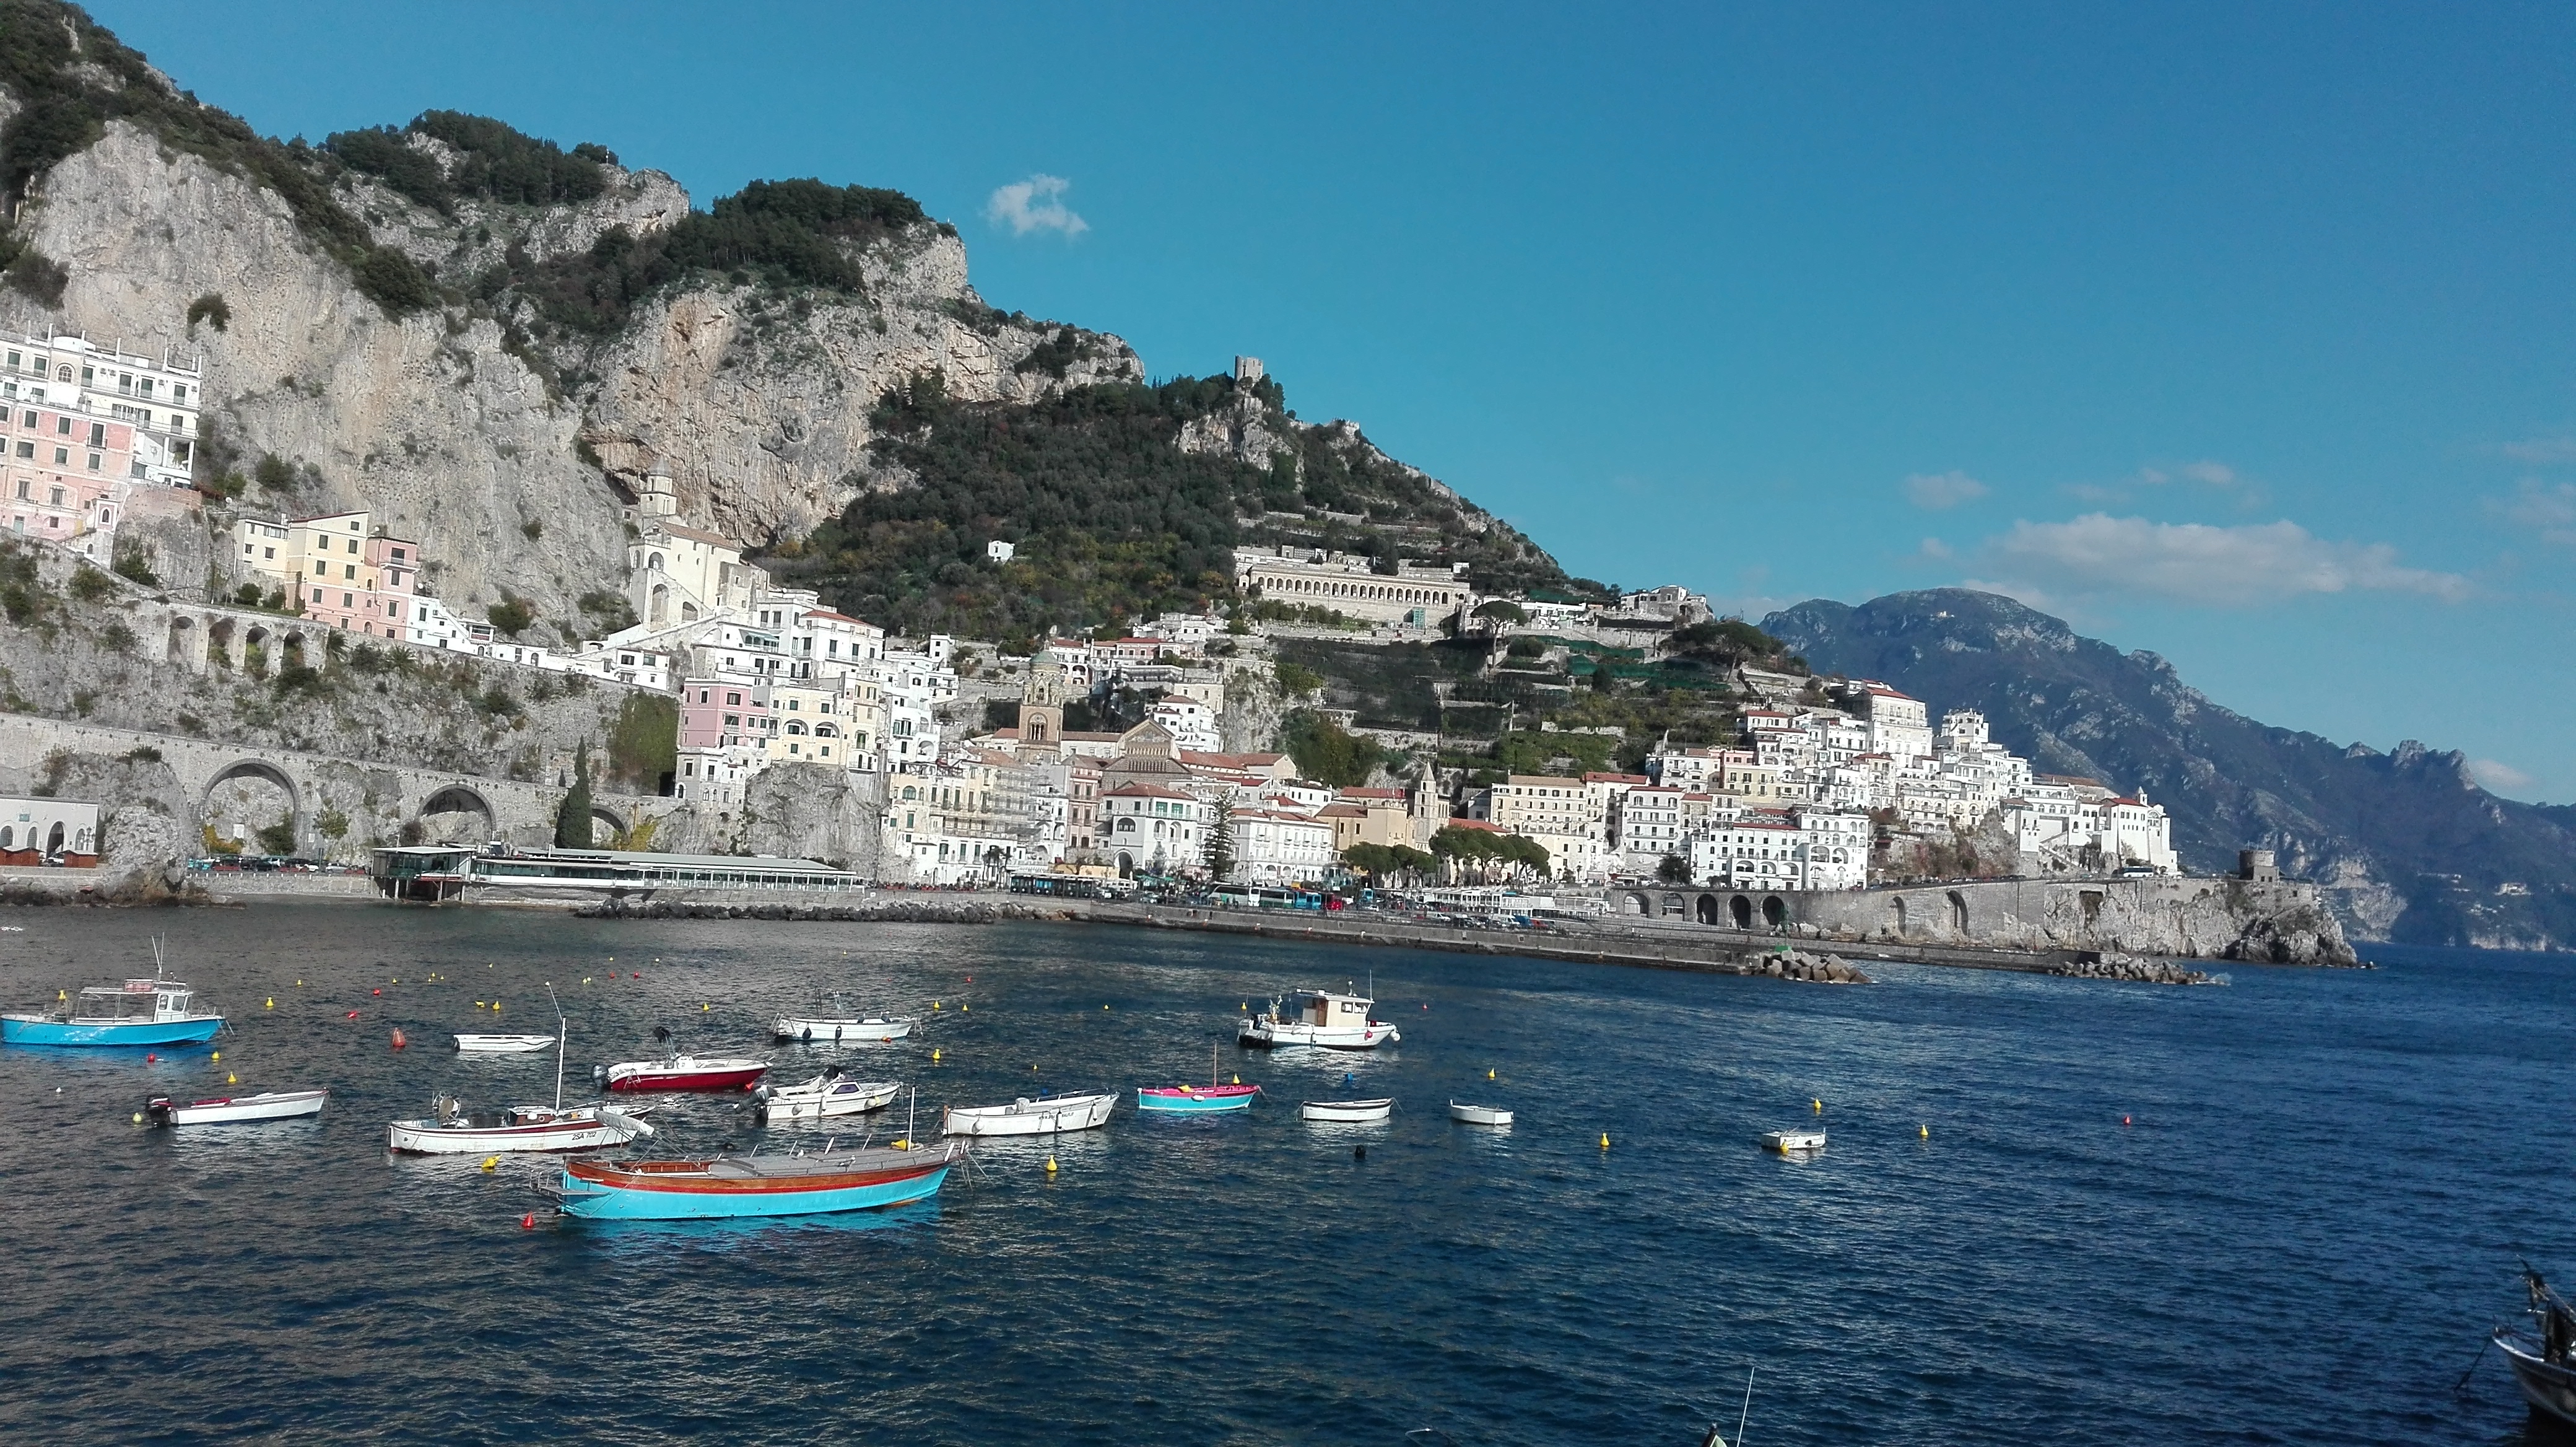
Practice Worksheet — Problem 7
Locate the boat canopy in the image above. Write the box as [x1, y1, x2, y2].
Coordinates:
[72, 982, 193, 1022]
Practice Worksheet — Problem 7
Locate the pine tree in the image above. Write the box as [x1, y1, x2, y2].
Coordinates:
[555, 739, 594, 848]
[1203, 811, 1236, 882]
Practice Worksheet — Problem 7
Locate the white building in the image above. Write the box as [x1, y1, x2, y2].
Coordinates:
[1099, 782, 1205, 878]
[1226, 805, 1336, 886]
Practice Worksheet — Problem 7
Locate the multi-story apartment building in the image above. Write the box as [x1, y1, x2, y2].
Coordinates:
[233, 510, 426, 639]
[1100, 782, 1205, 878]
[1, 330, 204, 560]
[1227, 804, 1336, 885]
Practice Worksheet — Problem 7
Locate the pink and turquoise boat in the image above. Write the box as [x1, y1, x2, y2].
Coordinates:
[549, 1142, 963, 1220]
[1138, 1045, 1260, 1114]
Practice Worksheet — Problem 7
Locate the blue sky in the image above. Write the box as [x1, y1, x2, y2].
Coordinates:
[85, 2, 2576, 803]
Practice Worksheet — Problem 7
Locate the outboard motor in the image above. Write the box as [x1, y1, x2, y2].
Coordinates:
[591, 1064, 607, 1085]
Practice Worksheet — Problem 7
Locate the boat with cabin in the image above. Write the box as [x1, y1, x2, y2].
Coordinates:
[773, 1014, 916, 1044]
[455, 1033, 557, 1054]
[942, 1090, 1118, 1137]
[1239, 986, 1399, 1050]
[147, 1089, 328, 1126]
[4, 957, 224, 1047]
[548, 1140, 965, 1221]
[1302, 1098, 1395, 1123]
[1139, 1044, 1260, 1114]
[751, 1068, 900, 1124]
[2496, 1265, 2576, 1425]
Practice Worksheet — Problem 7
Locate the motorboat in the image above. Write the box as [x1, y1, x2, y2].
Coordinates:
[147, 1089, 328, 1126]
[1761, 1129, 1827, 1153]
[1302, 1098, 1395, 1123]
[1240, 987, 1398, 1050]
[1448, 1100, 1512, 1126]
[942, 1090, 1118, 1137]
[603, 1055, 769, 1092]
[390, 995, 652, 1154]
[5, 969, 222, 1048]
[752, 1068, 900, 1124]
[388, 1098, 654, 1155]
[548, 1140, 965, 1221]
[2496, 1265, 2576, 1425]
[1139, 1043, 1259, 1114]
[455, 1033, 557, 1054]
[773, 1015, 916, 1044]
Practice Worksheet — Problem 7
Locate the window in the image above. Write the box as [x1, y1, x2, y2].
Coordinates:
[47, 486, 63, 506]
[53, 416, 68, 435]
[313, 562, 326, 577]
[344, 564, 356, 580]
[51, 447, 66, 465]
[11, 442, 25, 459]
[85, 453, 100, 472]
[87, 423, 103, 448]
[263, 547, 275, 561]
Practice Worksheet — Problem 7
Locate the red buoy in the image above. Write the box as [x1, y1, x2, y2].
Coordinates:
[2123, 1116, 2132, 1126]
[631, 972, 640, 979]
[520, 1212, 536, 1230]
[145, 1053, 157, 1062]
[347, 1010, 360, 1020]
[372, 988, 382, 997]
[390, 1028, 407, 1050]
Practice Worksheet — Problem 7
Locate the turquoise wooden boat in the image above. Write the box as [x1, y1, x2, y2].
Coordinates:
[550, 1142, 962, 1220]
[1138, 1043, 1258, 1113]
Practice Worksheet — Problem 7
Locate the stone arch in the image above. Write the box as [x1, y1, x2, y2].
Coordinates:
[166, 613, 196, 667]
[207, 616, 237, 670]
[1890, 894, 1908, 935]
[589, 805, 626, 842]
[1763, 895, 1788, 929]
[1116, 851, 1136, 880]
[1730, 894, 1754, 929]
[44, 820, 64, 855]
[648, 583, 670, 625]
[416, 784, 498, 844]
[1696, 893, 1721, 925]
[1660, 891, 1684, 917]
[203, 759, 301, 855]
[1622, 891, 1649, 916]
[1947, 890, 1969, 933]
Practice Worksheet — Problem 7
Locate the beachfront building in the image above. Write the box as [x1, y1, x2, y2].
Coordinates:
[1100, 781, 1205, 879]
[1227, 803, 1336, 885]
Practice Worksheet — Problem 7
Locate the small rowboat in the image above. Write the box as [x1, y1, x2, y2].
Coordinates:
[1448, 1100, 1512, 1126]
[1761, 1129, 1827, 1152]
[1301, 1098, 1393, 1124]
[147, 1088, 328, 1126]
[1139, 1043, 1258, 1114]
[604, 1055, 769, 1092]
[455, 1033, 557, 1054]
[388, 1099, 655, 1155]
[942, 1090, 1118, 1137]
[752, 1070, 900, 1124]
[549, 1141, 965, 1221]
[773, 1015, 916, 1044]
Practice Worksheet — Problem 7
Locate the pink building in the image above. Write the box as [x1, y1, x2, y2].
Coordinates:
[3, 402, 134, 549]
[297, 529, 422, 636]
[680, 680, 772, 750]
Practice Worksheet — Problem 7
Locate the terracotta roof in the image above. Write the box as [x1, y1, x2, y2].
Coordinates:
[1103, 782, 1194, 800]
[1316, 804, 1367, 819]
[1583, 772, 1651, 785]
[803, 609, 875, 626]
[1337, 787, 1405, 800]
[1442, 818, 1502, 834]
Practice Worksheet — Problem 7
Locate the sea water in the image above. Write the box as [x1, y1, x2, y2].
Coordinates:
[0, 900, 2568, 1445]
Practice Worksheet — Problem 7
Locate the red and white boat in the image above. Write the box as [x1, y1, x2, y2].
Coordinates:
[604, 1054, 769, 1092]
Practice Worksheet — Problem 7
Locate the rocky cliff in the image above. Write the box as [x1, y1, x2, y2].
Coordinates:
[1764, 588, 2576, 950]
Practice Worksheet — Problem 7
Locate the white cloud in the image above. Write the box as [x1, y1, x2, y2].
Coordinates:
[2466, 758, 2536, 795]
[984, 173, 1089, 238]
[1973, 514, 2469, 606]
[1904, 470, 1990, 510]
[2502, 435, 2576, 465]
[2180, 460, 2238, 486]
[1917, 536, 1954, 559]
[2497, 479, 2576, 545]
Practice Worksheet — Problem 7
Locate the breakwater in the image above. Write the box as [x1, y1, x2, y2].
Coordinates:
[577, 894, 2112, 981]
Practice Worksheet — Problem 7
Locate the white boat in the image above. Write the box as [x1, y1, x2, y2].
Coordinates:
[941, 1090, 1118, 1137]
[752, 1070, 900, 1124]
[1302, 1098, 1394, 1123]
[389, 994, 653, 1155]
[388, 1099, 655, 1155]
[147, 1088, 328, 1126]
[455, 1033, 557, 1054]
[1239, 987, 1399, 1050]
[773, 1015, 916, 1044]
[1448, 1100, 1512, 1126]
[1761, 1128, 1827, 1152]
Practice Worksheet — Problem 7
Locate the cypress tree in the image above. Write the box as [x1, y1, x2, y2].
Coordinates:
[555, 740, 593, 848]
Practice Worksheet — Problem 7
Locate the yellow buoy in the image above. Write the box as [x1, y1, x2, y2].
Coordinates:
[1599, 1132, 1611, 1149]
[1045, 1155, 1058, 1174]
[962, 1003, 969, 1013]
[479, 1156, 498, 1172]
[211, 1051, 220, 1062]
[702, 1003, 710, 1012]
[133, 1112, 144, 1124]
[933, 1001, 941, 1011]
[227, 1073, 237, 1085]
[1031, 1064, 1039, 1072]
[892, 1139, 909, 1150]
[58, 989, 67, 1002]
[932, 1048, 942, 1063]
[1232, 1074, 1240, 1085]
[1813, 1099, 1822, 1113]
[1487, 1068, 1495, 1080]
[265, 998, 274, 1009]
[295, 980, 302, 986]
[1920, 1124, 1930, 1139]
[391, 978, 398, 985]
[1102, 1004, 1110, 1010]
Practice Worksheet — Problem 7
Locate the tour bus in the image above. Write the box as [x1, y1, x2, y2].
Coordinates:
[1006, 872, 1138, 901]
[1209, 884, 1326, 911]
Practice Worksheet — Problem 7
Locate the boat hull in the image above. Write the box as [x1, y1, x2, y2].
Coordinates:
[455, 1034, 557, 1054]
[151, 1089, 329, 1125]
[555, 1148, 956, 1220]
[1302, 1098, 1394, 1122]
[1138, 1085, 1259, 1113]
[4, 1014, 223, 1047]
[1448, 1100, 1512, 1126]
[1762, 1130, 1827, 1152]
[942, 1092, 1118, 1136]
[1237, 1020, 1398, 1050]
[388, 1108, 651, 1155]
[604, 1059, 768, 1092]
[754, 1078, 900, 1122]
[2500, 1337, 2576, 1425]
[773, 1016, 915, 1043]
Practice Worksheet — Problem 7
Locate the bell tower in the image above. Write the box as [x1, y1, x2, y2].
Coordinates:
[1018, 662, 1066, 753]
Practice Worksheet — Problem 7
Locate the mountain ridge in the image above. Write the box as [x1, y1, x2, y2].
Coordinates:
[1761, 588, 2575, 949]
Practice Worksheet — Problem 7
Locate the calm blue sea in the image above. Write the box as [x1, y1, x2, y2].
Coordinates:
[0, 902, 2570, 1446]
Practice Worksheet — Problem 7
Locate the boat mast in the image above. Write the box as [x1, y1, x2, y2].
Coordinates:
[548, 984, 566, 1111]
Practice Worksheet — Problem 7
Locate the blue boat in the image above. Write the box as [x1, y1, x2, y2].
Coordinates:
[2, 976, 224, 1047]
[550, 1142, 963, 1220]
